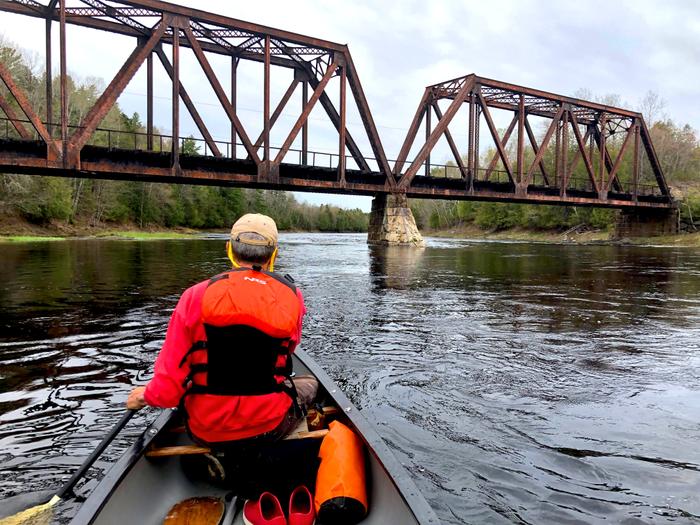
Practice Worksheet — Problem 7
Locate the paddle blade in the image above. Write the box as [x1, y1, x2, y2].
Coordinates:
[0, 494, 60, 525]
[163, 497, 224, 525]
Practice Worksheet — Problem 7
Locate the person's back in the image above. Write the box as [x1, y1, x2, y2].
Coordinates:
[127, 213, 317, 445]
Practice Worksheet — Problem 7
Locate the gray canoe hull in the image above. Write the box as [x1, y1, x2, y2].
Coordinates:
[70, 349, 438, 525]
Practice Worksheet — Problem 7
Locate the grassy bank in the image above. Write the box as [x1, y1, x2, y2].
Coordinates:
[428, 224, 700, 247]
[0, 217, 208, 242]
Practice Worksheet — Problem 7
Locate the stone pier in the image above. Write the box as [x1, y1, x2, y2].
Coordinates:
[367, 194, 425, 246]
[613, 207, 679, 238]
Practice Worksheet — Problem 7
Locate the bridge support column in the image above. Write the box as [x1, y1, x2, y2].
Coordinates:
[613, 207, 679, 238]
[368, 194, 425, 246]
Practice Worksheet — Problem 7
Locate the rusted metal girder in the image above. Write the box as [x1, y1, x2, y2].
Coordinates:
[396, 73, 671, 203]
[68, 17, 167, 163]
[0, 61, 59, 158]
[1, 0, 391, 183]
[0, 91, 32, 139]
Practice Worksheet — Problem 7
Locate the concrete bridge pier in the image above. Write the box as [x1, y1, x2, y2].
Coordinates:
[613, 207, 679, 238]
[368, 194, 425, 246]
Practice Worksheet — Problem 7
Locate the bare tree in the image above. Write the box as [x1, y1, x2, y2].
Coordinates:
[638, 90, 667, 127]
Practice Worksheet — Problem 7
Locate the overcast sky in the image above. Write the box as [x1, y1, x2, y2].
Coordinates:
[2, 0, 698, 211]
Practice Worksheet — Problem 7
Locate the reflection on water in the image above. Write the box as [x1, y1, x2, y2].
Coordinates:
[1, 234, 700, 524]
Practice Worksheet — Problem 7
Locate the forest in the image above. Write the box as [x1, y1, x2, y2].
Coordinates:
[1, 37, 698, 236]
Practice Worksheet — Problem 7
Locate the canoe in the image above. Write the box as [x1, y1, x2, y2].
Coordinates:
[70, 349, 439, 524]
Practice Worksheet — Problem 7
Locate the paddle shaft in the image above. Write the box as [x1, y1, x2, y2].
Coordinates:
[56, 409, 135, 499]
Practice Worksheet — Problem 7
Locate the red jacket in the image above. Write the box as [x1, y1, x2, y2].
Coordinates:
[144, 274, 306, 442]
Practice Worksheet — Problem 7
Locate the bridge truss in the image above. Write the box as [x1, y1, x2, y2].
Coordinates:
[0, 0, 674, 209]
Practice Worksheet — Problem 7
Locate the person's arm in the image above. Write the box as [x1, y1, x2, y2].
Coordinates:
[127, 285, 201, 409]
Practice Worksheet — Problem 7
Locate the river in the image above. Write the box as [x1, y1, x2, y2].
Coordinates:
[1, 233, 700, 524]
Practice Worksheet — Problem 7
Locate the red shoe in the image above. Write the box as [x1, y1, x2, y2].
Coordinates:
[243, 492, 286, 525]
[288, 485, 315, 525]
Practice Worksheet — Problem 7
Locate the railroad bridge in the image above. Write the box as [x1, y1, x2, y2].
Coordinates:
[0, 0, 677, 243]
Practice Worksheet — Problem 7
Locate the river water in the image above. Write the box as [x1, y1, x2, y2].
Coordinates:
[1, 233, 700, 524]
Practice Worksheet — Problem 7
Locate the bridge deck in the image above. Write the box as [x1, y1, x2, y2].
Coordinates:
[0, 138, 671, 209]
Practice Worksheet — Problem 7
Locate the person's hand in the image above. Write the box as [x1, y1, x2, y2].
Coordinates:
[126, 386, 147, 410]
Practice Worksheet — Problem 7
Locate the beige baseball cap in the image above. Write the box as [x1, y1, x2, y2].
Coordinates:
[230, 213, 278, 247]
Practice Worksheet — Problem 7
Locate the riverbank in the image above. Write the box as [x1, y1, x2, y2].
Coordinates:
[0, 217, 206, 241]
[428, 224, 700, 247]
[3, 219, 699, 247]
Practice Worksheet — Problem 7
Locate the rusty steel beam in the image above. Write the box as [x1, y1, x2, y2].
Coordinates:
[393, 89, 430, 177]
[560, 110, 569, 195]
[59, 0, 66, 159]
[633, 121, 640, 201]
[478, 91, 514, 184]
[155, 46, 222, 156]
[0, 92, 32, 139]
[183, 24, 259, 163]
[400, 75, 475, 189]
[568, 111, 598, 194]
[591, 127, 622, 192]
[69, 19, 167, 157]
[639, 118, 670, 196]
[567, 126, 592, 180]
[171, 22, 179, 171]
[467, 93, 475, 187]
[263, 35, 271, 162]
[523, 117, 549, 185]
[0, 2, 299, 69]
[301, 79, 308, 164]
[146, 50, 153, 150]
[249, 78, 299, 155]
[606, 124, 635, 193]
[230, 57, 237, 158]
[117, 0, 347, 51]
[424, 103, 431, 176]
[273, 59, 338, 165]
[517, 95, 524, 184]
[0, 61, 59, 158]
[45, 13, 52, 135]
[296, 56, 371, 173]
[343, 49, 393, 186]
[484, 113, 517, 181]
[431, 75, 641, 121]
[431, 101, 467, 179]
[339, 64, 346, 184]
[525, 106, 564, 186]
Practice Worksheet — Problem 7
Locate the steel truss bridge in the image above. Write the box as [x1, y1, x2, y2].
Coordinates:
[0, 0, 673, 210]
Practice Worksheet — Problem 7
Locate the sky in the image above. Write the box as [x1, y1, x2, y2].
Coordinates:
[1, 0, 699, 212]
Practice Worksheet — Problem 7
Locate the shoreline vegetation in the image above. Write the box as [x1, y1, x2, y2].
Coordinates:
[3, 218, 700, 247]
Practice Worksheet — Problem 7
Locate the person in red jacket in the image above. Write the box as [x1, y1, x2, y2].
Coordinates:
[126, 213, 317, 445]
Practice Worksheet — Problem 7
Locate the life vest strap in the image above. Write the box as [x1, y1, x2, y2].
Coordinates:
[179, 340, 207, 368]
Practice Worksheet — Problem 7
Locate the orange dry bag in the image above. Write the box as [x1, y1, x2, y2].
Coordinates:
[314, 420, 368, 524]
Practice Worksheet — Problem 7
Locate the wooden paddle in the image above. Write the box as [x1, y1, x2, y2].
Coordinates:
[0, 410, 135, 525]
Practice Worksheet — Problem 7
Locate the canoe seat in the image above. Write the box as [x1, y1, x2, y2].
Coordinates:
[146, 429, 329, 458]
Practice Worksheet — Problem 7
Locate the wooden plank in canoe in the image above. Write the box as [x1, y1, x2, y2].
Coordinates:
[146, 429, 330, 457]
[163, 497, 224, 525]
